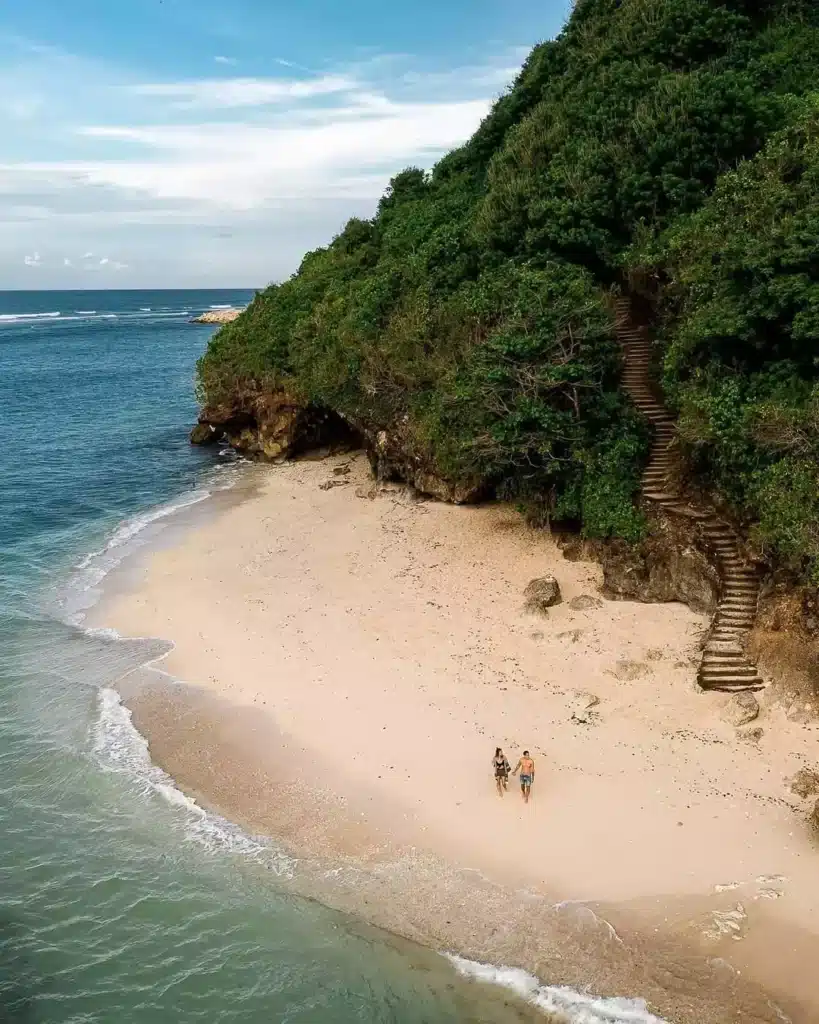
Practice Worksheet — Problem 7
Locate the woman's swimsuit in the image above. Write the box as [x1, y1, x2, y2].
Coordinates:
[493, 758, 509, 778]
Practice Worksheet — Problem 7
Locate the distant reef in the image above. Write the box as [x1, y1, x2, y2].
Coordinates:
[190, 308, 244, 325]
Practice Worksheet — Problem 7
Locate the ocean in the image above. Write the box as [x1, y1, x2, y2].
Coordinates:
[0, 289, 667, 1024]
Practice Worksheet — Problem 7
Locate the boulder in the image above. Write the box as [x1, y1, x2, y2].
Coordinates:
[568, 594, 602, 611]
[737, 726, 763, 743]
[721, 693, 759, 727]
[786, 701, 819, 725]
[812, 798, 819, 833]
[524, 576, 562, 615]
[790, 768, 819, 799]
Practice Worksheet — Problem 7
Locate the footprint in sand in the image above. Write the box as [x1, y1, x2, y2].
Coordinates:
[704, 903, 747, 941]
[754, 889, 783, 901]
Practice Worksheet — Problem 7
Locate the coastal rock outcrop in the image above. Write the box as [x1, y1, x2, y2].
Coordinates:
[190, 308, 244, 324]
[194, 386, 487, 503]
[191, 389, 331, 459]
[560, 505, 720, 614]
[192, 385, 487, 501]
[189, 422, 221, 445]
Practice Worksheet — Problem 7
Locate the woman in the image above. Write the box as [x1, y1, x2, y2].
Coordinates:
[492, 747, 510, 796]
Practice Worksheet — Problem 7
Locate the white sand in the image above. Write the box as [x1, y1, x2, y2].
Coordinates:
[95, 453, 819, 1017]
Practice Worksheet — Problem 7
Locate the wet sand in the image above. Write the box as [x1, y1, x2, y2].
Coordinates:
[93, 454, 819, 1022]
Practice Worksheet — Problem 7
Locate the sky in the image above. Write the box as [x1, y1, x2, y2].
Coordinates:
[1, 0, 572, 289]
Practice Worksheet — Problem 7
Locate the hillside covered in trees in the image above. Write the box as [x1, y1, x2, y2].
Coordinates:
[197, 0, 819, 581]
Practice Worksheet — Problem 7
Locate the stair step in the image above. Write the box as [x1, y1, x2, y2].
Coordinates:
[700, 669, 761, 680]
[704, 679, 763, 686]
[702, 657, 750, 667]
[703, 682, 765, 692]
[701, 668, 760, 680]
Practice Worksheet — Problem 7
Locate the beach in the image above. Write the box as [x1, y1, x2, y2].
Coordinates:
[93, 453, 819, 1023]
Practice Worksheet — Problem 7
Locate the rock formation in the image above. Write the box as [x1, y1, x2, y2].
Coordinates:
[190, 308, 244, 324]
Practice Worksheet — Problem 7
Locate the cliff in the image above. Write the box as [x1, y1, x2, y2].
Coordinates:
[193, 0, 819, 590]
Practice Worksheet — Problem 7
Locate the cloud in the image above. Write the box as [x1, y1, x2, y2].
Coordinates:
[214, 56, 236, 65]
[38, 94, 490, 211]
[127, 74, 356, 109]
[99, 256, 109, 264]
[63, 256, 72, 265]
[0, 47, 526, 286]
[23, 251, 42, 266]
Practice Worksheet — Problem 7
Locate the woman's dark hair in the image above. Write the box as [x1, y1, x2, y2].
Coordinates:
[495, 747, 502, 757]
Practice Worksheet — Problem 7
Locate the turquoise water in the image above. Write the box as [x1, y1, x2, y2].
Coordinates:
[0, 290, 549, 1023]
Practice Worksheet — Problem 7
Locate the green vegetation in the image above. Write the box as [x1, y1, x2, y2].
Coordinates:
[632, 98, 819, 578]
[199, 0, 819, 571]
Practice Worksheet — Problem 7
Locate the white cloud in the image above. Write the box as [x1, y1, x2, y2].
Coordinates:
[127, 74, 356, 109]
[214, 56, 236, 65]
[63, 256, 72, 265]
[23, 251, 42, 266]
[0, 47, 526, 286]
[31, 95, 489, 211]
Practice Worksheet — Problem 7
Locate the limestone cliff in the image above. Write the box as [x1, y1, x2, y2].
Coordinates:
[190, 388, 485, 503]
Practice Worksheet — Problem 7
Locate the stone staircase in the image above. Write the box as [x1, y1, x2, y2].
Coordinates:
[615, 297, 764, 693]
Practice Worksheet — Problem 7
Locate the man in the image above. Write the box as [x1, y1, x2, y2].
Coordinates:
[512, 750, 535, 803]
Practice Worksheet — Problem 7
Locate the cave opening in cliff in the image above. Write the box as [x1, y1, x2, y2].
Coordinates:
[290, 406, 365, 458]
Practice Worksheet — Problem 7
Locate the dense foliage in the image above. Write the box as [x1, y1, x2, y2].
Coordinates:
[633, 98, 819, 578]
[199, 0, 819, 564]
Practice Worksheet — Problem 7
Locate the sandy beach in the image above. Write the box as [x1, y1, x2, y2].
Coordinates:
[94, 454, 819, 1022]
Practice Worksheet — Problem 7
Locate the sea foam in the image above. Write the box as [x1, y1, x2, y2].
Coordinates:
[93, 687, 296, 873]
[446, 955, 669, 1023]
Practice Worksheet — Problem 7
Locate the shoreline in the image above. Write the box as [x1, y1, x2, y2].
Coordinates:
[90, 453, 819, 1022]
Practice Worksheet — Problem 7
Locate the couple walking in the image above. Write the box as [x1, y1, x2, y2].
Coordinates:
[492, 747, 535, 802]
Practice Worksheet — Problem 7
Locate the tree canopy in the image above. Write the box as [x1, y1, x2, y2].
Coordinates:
[199, 0, 819, 573]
